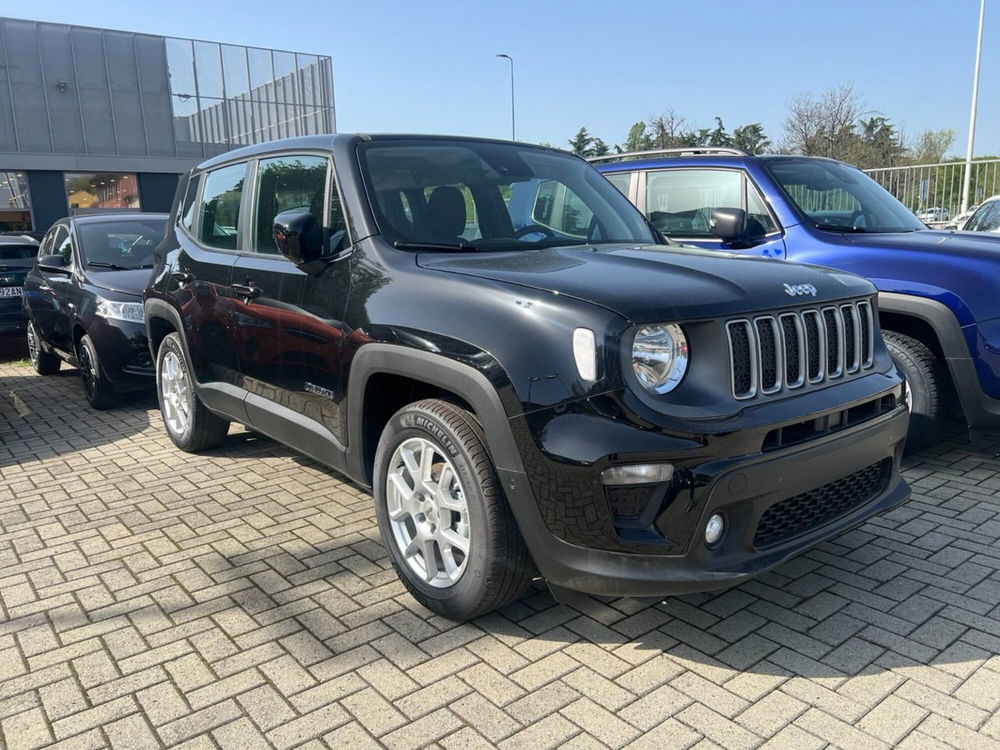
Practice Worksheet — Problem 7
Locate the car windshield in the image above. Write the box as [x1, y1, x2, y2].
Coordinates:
[78, 218, 167, 269]
[358, 139, 657, 251]
[766, 159, 926, 233]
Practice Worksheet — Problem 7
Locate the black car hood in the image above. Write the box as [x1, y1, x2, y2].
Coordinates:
[86, 268, 151, 297]
[841, 228, 1000, 259]
[417, 243, 874, 323]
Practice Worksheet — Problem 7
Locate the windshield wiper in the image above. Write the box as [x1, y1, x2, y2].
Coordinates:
[88, 261, 145, 270]
[393, 240, 477, 252]
[815, 223, 870, 233]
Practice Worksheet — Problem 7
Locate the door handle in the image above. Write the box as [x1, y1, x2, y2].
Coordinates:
[231, 283, 262, 300]
[171, 271, 195, 285]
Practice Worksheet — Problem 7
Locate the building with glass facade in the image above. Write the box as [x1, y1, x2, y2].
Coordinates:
[0, 17, 335, 232]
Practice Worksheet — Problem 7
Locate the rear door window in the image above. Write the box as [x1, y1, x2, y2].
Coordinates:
[199, 162, 247, 250]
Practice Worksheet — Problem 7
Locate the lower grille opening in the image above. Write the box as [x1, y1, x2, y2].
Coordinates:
[761, 395, 898, 452]
[753, 459, 889, 548]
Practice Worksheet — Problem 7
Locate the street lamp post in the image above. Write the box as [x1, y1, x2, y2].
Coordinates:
[961, 0, 987, 214]
[496, 53, 515, 141]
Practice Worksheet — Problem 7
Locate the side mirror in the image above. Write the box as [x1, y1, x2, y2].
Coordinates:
[37, 254, 69, 273]
[273, 210, 323, 266]
[710, 207, 747, 242]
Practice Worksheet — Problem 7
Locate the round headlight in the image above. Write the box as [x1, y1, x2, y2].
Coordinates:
[631, 323, 689, 394]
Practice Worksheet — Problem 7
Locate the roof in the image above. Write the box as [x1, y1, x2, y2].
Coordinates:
[195, 133, 568, 171]
[594, 153, 845, 172]
[0, 235, 38, 245]
[69, 212, 169, 225]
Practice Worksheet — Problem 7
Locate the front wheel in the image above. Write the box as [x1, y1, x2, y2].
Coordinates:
[373, 399, 533, 620]
[156, 332, 229, 452]
[78, 334, 114, 409]
[884, 330, 947, 454]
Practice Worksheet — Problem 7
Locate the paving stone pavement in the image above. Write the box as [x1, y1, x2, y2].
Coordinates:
[1, 339, 999, 750]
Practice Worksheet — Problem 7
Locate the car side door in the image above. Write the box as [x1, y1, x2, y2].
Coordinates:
[29, 224, 76, 354]
[170, 163, 245, 404]
[232, 152, 351, 461]
[639, 168, 786, 258]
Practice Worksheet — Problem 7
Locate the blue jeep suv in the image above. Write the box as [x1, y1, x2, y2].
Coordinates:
[593, 148, 1000, 452]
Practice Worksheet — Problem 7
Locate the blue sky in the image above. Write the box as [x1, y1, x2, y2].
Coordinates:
[24, 0, 1000, 156]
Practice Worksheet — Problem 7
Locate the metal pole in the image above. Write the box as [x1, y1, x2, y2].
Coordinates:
[496, 54, 515, 140]
[962, 0, 987, 213]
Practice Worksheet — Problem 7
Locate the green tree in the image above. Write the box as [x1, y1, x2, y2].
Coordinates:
[568, 127, 596, 156]
[732, 123, 771, 154]
[623, 121, 652, 153]
[908, 129, 955, 164]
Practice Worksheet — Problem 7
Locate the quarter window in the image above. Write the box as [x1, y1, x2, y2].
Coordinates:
[181, 173, 202, 233]
[605, 172, 632, 197]
[199, 162, 246, 250]
[747, 187, 778, 235]
[52, 227, 73, 265]
[252, 154, 329, 254]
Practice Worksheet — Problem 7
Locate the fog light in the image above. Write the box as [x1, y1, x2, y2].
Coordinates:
[602, 463, 674, 485]
[705, 513, 725, 546]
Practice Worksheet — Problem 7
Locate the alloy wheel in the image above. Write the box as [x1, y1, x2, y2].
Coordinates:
[160, 350, 191, 436]
[26, 324, 39, 367]
[79, 343, 96, 400]
[385, 437, 471, 588]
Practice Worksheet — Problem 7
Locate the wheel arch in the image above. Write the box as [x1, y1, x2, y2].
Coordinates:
[346, 344, 524, 489]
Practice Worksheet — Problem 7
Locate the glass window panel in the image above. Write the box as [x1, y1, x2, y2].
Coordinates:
[77, 217, 167, 266]
[64, 173, 140, 210]
[605, 172, 631, 196]
[222, 44, 250, 98]
[182, 173, 201, 232]
[193, 41, 224, 100]
[252, 154, 328, 254]
[747, 186, 777, 235]
[645, 169, 741, 237]
[199, 162, 246, 250]
[164, 37, 196, 97]
[0, 172, 31, 208]
[247, 47, 273, 90]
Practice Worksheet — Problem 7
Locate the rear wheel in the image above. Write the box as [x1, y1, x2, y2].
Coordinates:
[78, 334, 114, 409]
[373, 399, 533, 620]
[156, 332, 229, 451]
[26, 321, 60, 375]
[884, 330, 947, 454]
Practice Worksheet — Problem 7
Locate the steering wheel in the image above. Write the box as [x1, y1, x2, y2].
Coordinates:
[849, 209, 867, 228]
[514, 224, 556, 239]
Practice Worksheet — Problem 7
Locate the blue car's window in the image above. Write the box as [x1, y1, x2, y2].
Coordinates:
[358, 140, 656, 251]
[766, 159, 925, 233]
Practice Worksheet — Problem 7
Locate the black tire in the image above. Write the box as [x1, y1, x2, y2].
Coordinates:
[884, 330, 947, 454]
[78, 334, 115, 410]
[373, 399, 534, 620]
[155, 332, 229, 452]
[26, 321, 60, 375]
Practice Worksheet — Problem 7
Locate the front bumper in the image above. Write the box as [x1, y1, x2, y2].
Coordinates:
[89, 316, 154, 390]
[501, 388, 910, 598]
[0, 296, 26, 334]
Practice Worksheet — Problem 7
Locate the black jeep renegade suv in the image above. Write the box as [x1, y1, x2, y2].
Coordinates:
[144, 134, 910, 620]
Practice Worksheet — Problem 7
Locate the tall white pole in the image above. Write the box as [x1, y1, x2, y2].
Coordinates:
[496, 54, 515, 140]
[962, 0, 987, 213]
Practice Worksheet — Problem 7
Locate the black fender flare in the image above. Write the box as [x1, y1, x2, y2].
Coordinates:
[345, 344, 525, 482]
[878, 292, 1000, 426]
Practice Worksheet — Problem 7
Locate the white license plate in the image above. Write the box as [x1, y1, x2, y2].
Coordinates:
[0, 286, 22, 297]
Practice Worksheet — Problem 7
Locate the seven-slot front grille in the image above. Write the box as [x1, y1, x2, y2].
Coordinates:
[726, 299, 875, 399]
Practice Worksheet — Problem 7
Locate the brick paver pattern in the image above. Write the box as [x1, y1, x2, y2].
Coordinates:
[1, 350, 999, 750]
